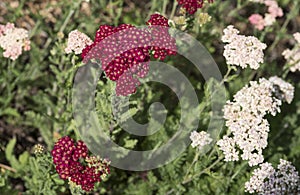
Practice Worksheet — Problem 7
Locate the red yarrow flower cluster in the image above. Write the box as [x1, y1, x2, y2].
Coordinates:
[81, 14, 177, 96]
[176, 0, 214, 14]
[51, 136, 110, 192]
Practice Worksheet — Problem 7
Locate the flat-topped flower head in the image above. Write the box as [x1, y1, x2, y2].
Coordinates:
[248, 0, 283, 30]
[190, 131, 212, 150]
[65, 30, 93, 55]
[282, 32, 300, 72]
[218, 77, 294, 166]
[222, 25, 267, 69]
[80, 13, 177, 96]
[0, 22, 30, 60]
[293, 32, 300, 43]
[245, 159, 300, 194]
[221, 25, 239, 43]
[176, 0, 214, 15]
[51, 136, 110, 192]
[146, 13, 169, 27]
[248, 14, 265, 30]
[269, 76, 294, 104]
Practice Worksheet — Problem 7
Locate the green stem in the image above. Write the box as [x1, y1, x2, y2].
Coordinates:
[267, 2, 300, 52]
[207, 144, 217, 160]
[259, 26, 269, 42]
[182, 157, 223, 185]
[170, 0, 178, 19]
[183, 151, 200, 182]
[148, 0, 158, 19]
[230, 161, 247, 181]
[220, 65, 234, 85]
[237, 0, 242, 9]
[281, 66, 290, 79]
[228, 1, 250, 17]
[162, 0, 168, 16]
[59, 0, 82, 33]
[29, 20, 41, 38]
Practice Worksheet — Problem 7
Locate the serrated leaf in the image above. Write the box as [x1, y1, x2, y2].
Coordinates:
[0, 177, 5, 187]
[5, 138, 21, 170]
[0, 108, 20, 117]
[5, 138, 16, 162]
[124, 138, 138, 149]
[19, 151, 29, 166]
[119, 108, 138, 123]
[51, 174, 65, 185]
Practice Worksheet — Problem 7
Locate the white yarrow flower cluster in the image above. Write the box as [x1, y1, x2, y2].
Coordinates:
[0, 23, 31, 60]
[269, 76, 295, 104]
[216, 136, 238, 161]
[65, 29, 93, 55]
[217, 77, 294, 166]
[190, 131, 212, 150]
[282, 32, 300, 72]
[245, 159, 300, 194]
[222, 25, 267, 70]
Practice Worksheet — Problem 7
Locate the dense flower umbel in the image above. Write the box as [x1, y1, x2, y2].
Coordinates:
[65, 30, 93, 55]
[176, 0, 214, 15]
[282, 32, 300, 72]
[245, 159, 300, 194]
[222, 25, 267, 70]
[0, 23, 30, 60]
[217, 77, 294, 166]
[80, 13, 177, 96]
[190, 131, 212, 150]
[248, 0, 283, 30]
[51, 136, 110, 192]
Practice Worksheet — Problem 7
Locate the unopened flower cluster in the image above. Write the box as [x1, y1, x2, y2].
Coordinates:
[33, 144, 45, 155]
[0, 23, 30, 60]
[245, 159, 300, 194]
[197, 13, 212, 27]
[66, 14, 177, 96]
[217, 77, 294, 166]
[282, 32, 300, 72]
[176, 0, 214, 15]
[51, 136, 110, 192]
[248, 0, 283, 30]
[190, 131, 212, 150]
[222, 25, 267, 70]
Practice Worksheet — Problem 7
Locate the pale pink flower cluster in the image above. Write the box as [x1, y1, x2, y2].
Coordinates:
[245, 159, 300, 194]
[0, 23, 31, 60]
[248, 0, 283, 30]
[65, 30, 93, 55]
[222, 25, 267, 70]
[217, 77, 294, 166]
[282, 32, 300, 72]
[190, 131, 212, 150]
